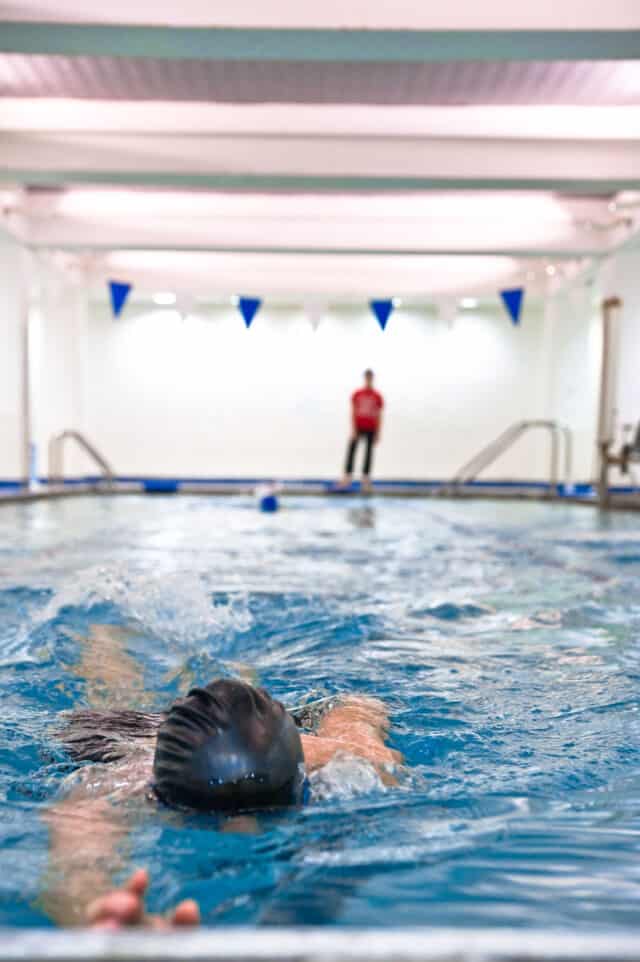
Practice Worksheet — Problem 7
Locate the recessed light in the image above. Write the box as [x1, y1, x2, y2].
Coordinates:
[545, 265, 556, 276]
[392, 297, 402, 308]
[230, 294, 240, 307]
[460, 298, 478, 309]
[153, 291, 176, 306]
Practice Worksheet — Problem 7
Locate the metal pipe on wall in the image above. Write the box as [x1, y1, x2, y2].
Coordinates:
[597, 296, 622, 508]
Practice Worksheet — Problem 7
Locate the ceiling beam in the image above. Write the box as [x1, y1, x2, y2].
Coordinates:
[2, 133, 638, 193]
[83, 251, 529, 299]
[10, 213, 618, 260]
[2, 171, 635, 195]
[1, 23, 639, 62]
[20, 242, 602, 259]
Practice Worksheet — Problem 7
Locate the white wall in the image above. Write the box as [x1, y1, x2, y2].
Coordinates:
[6, 235, 638, 484]
[0, 233, 24, 479]
[85, 297, 563, 480]
[0, 242, 95, 481]
[542, 285, 602, 483]
[31, 260, 94, 477]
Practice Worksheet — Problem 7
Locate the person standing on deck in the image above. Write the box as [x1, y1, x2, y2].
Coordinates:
[340, 370, 384, 494]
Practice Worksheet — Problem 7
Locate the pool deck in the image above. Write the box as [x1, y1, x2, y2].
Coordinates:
[1, 927, 640, 962]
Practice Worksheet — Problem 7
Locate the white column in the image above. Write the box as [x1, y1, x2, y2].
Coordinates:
[18, 247, 41, 489]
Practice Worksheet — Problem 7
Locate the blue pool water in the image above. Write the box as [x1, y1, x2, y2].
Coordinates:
[2, 494, 640, 930]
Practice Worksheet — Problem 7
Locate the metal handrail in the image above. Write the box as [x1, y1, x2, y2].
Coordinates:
[451, 420, 572, 495]
[48, 430, 114, 488]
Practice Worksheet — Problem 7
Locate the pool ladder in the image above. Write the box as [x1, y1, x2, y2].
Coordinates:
[450, 420, 573, 496]
[48, 430, 115, 489]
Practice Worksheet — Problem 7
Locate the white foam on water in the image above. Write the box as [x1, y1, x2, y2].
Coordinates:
[0, 563, 254, 665]
[308, 752, 387, 801]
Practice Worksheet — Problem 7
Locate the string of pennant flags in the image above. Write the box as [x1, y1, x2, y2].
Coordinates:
[108, 281, 525, 328]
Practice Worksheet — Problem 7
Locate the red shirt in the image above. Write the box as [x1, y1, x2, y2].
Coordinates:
[352, 387, 384, 432]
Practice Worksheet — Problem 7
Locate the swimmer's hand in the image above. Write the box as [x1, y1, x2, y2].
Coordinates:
[86, 869, 200, 931]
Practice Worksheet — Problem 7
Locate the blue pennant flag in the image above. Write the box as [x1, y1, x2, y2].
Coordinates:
[108, 280, 132, 318]
[370, 299, 394, 331]
[500, 288, 524, 326]
[238, 297, 262, 328]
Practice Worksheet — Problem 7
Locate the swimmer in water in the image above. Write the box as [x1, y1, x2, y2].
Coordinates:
[45, 677, 399, 930]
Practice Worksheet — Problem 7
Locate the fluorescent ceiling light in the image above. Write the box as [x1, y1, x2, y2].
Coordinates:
[55, 188, 575, 222]
[4, 101, 640, 141]
[392, 297, 402, 308]
[46, 188, 586, 253]
[152, 291, 176, 305]
[460, 297, 478, 308]
[616, 191, 640, 208]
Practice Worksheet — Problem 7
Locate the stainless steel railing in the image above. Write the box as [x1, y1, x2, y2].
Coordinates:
[451, 420, 572, 495]
[48, 430, 114, 488]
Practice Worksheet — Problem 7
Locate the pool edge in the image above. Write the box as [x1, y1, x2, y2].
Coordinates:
[1, 927, 640, 962]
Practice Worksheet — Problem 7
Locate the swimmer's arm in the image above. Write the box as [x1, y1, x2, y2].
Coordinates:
[73, 624, 145, 711]
[40, 792, 130, 927]
[300, 695, 401, 775]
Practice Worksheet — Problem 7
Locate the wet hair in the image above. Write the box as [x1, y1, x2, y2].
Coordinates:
[152, 679, 304, 812]
[56, 708, 165, 763]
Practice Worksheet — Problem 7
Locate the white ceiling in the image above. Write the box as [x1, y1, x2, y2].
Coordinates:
[1, 0, 638, 29]
[1, 1, 639, 299]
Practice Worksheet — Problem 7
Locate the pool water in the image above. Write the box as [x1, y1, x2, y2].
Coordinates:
[2, 495, 640, 930]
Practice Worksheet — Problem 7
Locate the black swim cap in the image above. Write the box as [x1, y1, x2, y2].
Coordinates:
[153, 679, 304, 812]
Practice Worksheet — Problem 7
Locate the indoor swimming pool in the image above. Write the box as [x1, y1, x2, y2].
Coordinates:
[2, 494, 640, 931]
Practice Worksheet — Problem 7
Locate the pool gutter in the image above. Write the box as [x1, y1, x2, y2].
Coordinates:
[1, 927, 640, 962]
[1, 479, 640, 510]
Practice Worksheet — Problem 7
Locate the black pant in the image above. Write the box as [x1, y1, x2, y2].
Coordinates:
[345, 431, 375, 476]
